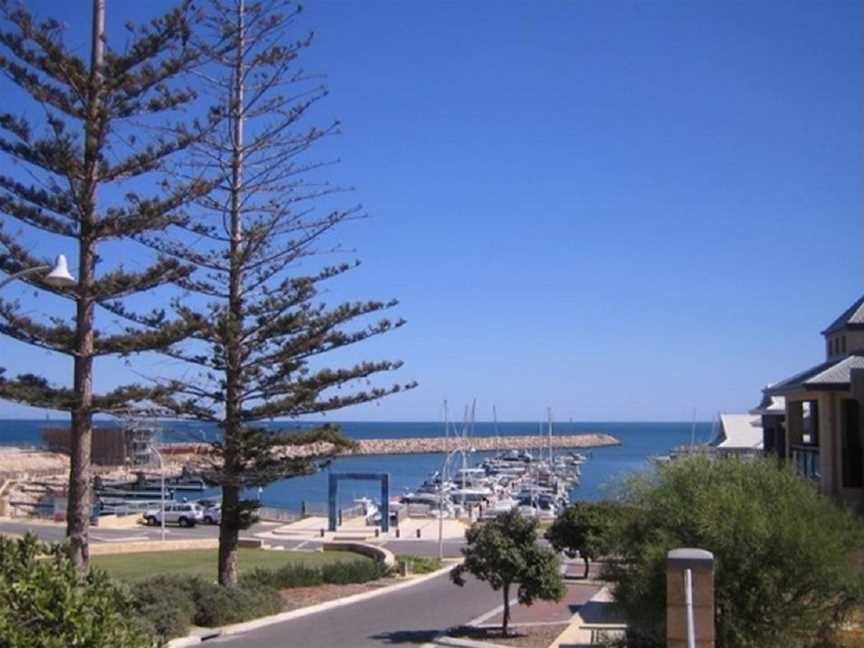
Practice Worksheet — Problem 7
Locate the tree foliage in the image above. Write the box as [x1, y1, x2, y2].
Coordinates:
[545, 501, 623, 579]
[0, 534, 155, 648]
[603, 456, 864, 648]
[145, 0, 414, 585]
[452, 510, 565, 636]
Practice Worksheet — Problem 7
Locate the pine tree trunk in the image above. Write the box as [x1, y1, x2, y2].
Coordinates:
[217, 0, 246, 588]
[66, 0, 104, 572]
[502, 582, 511, 637]
[218, 483, 241, 586]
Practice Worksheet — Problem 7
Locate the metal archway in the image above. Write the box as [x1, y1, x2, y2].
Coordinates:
[328, 472, 390, 532]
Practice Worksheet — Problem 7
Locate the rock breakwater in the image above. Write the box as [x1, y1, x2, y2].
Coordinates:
[352, 433, 620, 456]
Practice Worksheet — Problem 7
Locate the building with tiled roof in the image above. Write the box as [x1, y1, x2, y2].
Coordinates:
[758, 296, 864, 506]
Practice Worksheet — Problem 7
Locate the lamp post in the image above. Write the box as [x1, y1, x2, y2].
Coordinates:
[438, 446, 467, 560]
[0, 255, 77, 291]
[147, 442, 167, 542]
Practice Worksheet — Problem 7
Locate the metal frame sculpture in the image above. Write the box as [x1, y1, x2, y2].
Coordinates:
[328, 472, 390, 532]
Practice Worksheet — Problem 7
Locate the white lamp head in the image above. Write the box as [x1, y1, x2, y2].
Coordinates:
[44, 255, 76, 288]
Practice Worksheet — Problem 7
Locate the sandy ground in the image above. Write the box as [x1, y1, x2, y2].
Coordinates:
[0, 448, 69, 476]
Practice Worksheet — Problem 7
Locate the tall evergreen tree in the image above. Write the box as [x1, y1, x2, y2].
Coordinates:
[0, 0, 215, 569]
[148, 0, 414, 586]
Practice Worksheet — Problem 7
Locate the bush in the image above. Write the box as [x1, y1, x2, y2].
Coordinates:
[321, 560, 389, 585]
[132, 574, 281, 633]
[396, 554, 443, 575]
[131, 576, 196, 641]
[238, 558, 388, 590]
[604, 456, 864, 648]
[191, 581, 282, 627]
[240, 563, 323, 589]
[0, 534, 155, 648]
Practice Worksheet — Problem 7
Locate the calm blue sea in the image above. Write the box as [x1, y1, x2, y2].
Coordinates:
[0, 420, 713, 510]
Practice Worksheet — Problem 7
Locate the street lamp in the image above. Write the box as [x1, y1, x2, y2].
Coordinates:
[438, 446, 467, 560]
[147, 442, 167, 542]
[0, 255, 77, 291]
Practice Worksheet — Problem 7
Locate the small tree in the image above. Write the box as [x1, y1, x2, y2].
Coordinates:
[546, 501, 621, 579]
[451, 510, 565, 637]
[604, 456, 864, 648]
[0, 534, 155, 647]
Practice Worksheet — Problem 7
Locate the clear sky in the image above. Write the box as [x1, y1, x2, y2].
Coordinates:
[0, 0, 861, 422]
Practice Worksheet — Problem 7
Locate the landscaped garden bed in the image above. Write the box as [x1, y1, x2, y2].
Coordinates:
[448, 623, 569, 648]
[104, 548, 394, 642]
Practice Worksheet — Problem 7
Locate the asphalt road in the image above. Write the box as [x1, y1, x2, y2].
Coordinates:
[210, 570, 501, 648]
[0, 520, 466, 558]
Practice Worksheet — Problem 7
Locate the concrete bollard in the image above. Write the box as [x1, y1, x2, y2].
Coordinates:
[666, 548, 715, 648]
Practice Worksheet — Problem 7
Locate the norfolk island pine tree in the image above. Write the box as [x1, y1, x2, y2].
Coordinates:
[0, 0, 219, 570]
[140, 0, 416, 586]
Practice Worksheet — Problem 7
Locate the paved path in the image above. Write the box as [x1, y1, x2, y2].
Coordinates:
[210, 570, 501, 648]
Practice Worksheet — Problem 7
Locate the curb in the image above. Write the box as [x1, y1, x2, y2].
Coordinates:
[167, 561, 459, 647]
[430, 636, 511, 648]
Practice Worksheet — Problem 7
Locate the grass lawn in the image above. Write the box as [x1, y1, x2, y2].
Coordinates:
[93, 548, 369, 582]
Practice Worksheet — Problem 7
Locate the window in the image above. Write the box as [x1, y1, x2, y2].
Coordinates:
[842, 399, 863, 488]
[842, 336, 847, 353]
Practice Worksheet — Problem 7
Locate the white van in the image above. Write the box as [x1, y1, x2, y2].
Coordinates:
[143, 502, 204, 527]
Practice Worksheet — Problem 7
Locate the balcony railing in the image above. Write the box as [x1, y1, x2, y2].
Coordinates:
[791, 445, 820, 481]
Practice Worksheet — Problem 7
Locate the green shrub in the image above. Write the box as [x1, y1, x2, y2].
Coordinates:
[238, 559, 387, 590]
[0, 534, 155, 648]
[191, 581, 282, 627]
[321, 559, 389, 584]
[396, 554, 443, 574]
[604, 456, 864, 648]
[240, 563, 323, 589]
[131, 576, 196, 641]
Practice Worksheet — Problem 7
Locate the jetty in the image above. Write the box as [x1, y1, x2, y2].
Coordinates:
[353, 433, 619, 456]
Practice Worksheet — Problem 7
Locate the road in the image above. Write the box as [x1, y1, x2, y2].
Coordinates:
[210, 570, 501, 648]
[0, 519, 466, 558]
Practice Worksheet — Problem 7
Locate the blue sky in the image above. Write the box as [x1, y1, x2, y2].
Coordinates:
[0, 0, 861, 422]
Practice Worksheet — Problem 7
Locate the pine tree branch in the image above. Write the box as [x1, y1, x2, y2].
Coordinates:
[91, 257, 194, 301]
[0, 299, 75, 355]
[93, 318, 200, 357]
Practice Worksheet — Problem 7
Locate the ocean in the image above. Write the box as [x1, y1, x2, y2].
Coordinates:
[0, 419, 714, 511]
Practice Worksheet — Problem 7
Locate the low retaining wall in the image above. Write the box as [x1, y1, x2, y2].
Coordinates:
[92, 514, 143, 529]
[322, 541, 396, 569]
[89, 538, 218, 556]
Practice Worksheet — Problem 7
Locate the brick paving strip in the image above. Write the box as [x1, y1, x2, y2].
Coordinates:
[440, 583, 603, 648]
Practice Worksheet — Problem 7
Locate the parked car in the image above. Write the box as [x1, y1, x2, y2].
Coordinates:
[143, 502, 204, 527]
[202, 505, 221, 525]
